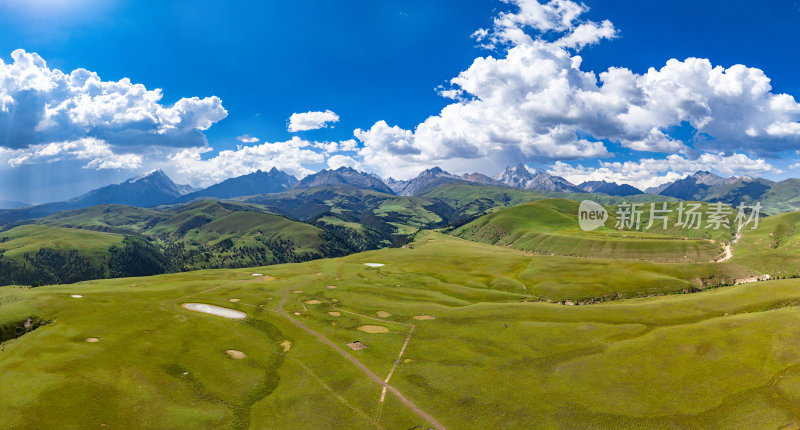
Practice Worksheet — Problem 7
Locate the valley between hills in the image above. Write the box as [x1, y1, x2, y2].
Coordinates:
[3, 166, 800, 429]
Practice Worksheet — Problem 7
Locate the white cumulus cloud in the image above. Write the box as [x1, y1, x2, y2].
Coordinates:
[327, 154, 362, 171]
[168, 137, 324, 187]
[346, 0, 800, 180]
[549, 153, 779, 190]
[236, 134, 259, 143]
[6, 137, 142, 170]
[0, 49, 227, 150]
[288, 109, 339, 132]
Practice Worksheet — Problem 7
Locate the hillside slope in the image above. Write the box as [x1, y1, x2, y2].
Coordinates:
[450, 199, 734, 262]
[733, 210, 800, 276]
[1, 232, 794, 429]
[0, 226, 131, 286]
[0, 201, 369, 286]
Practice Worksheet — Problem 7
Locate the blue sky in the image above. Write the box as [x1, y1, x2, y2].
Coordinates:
[2, 0, 800, 203]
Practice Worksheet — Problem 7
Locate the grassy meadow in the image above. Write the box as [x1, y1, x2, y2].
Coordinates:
[0, 225, 124, 260]
[732, 209, 800, 277]
[1, 231, 798, 429]
[451, 199, 737, 263]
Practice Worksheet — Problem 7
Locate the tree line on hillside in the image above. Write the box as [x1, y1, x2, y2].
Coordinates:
[0, 237, 166, 287]
[0, 222, 394, 287]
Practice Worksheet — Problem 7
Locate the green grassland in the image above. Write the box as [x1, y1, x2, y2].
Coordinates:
[0, 225, 124, 259]
[0, 186, 730, 287]
[732, 209, 800, 277]
[451, 199, 737, 263]
[0, 225, 126, 286]
[758, 179, 800, 215]
[0, 201, 347, 286]
[31, 200, 324, 256]
[418, 183, 544, 216]
[420, 183, 676, 216]
[1, 231, 794, 429]
[243, 184, 553, 239]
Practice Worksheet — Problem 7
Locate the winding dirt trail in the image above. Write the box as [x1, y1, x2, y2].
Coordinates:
[716, 243, 733, 263]
[716, 225, 743, 263]
[278, 291, 445, 430]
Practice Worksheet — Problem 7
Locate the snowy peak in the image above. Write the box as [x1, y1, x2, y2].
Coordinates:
[526, 171, 583, 193]
[384, 177, 409, 194]
[495, 164, 580, 193]
[386, 166, 506, 196]
[125, 169, 197, 194]
[691, 171, 727, 187]
[393, 166, 460, 196]
[127, 169, 182, 187]
[496, 164, 535, 188]
[419, 166, 450, 177]
[123, 169, 185, 196]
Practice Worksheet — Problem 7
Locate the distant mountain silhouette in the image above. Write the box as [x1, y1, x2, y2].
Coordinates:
[0, 170, 192, 224]
[181, 168, 297, 201]
[291, 166, 394, 194]
[496, 164, 582, 192]
[578, 180, 642, 196]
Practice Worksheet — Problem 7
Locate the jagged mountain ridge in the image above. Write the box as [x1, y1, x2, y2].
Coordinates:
[578, 180, 643, 196]
[291, 166, 394, 194]
[656, 171, 763, 201]
[495, 164, 583, 193]
[4, 165, 799, 227]
[181, 168, 297, 201]
[389, 167, 506, 196]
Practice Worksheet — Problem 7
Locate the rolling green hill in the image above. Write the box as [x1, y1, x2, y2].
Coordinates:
[36, 201, 340, 265]
[0, 185, 759, 287]
[0, 184, 550, 287]
[0, 200, 370, 286]
[242, 184, 548, 243]
[0, 225, 124, 259]
[0, 231, 795, 429]
[0, 225, 124, 286]
[732, 210, 800, 277]
[450, 199, 736, 263]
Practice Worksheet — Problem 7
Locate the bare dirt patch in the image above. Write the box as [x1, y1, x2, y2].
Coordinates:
[280, 340, 291, 352]
[305, 299, 322, 305]
[412, 314, 435, 320]
[85, 337, 100, 343]
[225, 350, 247, 359]
[328, 311, 341, 317]
[346, 341, 367, 350]
[325, 285, 337, 289]
[357, 325, 389, 334]
[292, 290, 304, 294]
[376, 311, 391, 318]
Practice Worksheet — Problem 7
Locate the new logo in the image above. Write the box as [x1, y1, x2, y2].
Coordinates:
[578, 200, 608, 231]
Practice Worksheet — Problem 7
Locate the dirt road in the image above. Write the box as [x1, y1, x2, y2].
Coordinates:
[278, 291, 445, 430]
